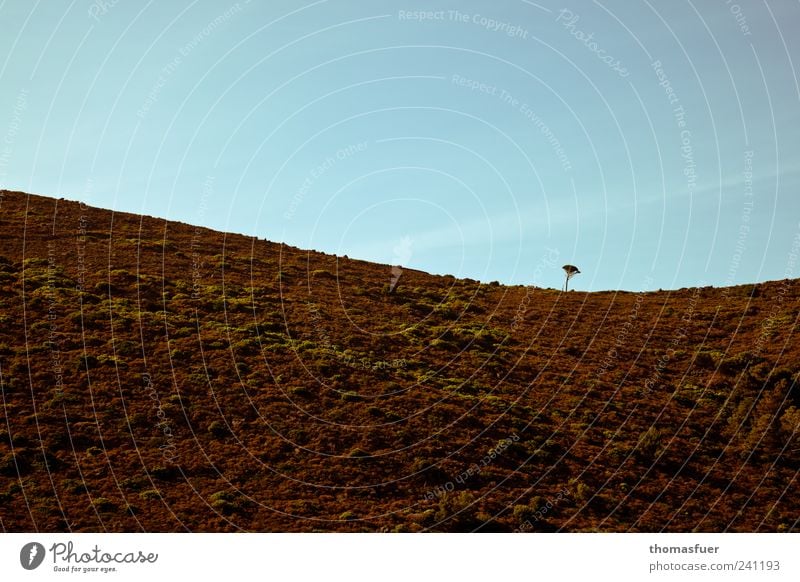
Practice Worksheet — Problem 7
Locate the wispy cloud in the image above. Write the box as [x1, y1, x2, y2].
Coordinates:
[344, 195, 596, 264]
[633, 162, 800, 208]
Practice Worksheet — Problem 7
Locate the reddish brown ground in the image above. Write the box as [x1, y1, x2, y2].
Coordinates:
[0, 189, 798, 532]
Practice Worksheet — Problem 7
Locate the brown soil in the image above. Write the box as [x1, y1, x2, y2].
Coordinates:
[0, 189, 798, 532]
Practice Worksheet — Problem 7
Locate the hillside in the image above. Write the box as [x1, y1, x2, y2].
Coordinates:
[0, 189, 798, 532]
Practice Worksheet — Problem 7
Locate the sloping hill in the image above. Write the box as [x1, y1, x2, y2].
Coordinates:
[0, 189, 798, 532]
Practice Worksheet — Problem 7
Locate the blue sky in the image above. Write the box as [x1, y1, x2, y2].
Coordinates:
[1, 0, 798, 291]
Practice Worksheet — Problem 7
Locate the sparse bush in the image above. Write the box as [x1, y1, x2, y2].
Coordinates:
[210, 490, 237, 513]
[170, 349, 190, 361]
[94, 281, 114, 294]
[528, 496, 544, 512]
[434, 491, 480, 530]
[608, 443, 629, 463]
[675, 383, 702, 406]
[91, 497, 116, 511]
[0, 452, 29, 476]
[433, 302, 459, 320]
[151, 465, 179, 480]
[430, 338, 454, 349]
[62, 479, 88, 494]
[114, 340, 138, 357]
[512, 504, 537, 523]
[139, 489, 161, 501]
[289, 386, 311, 398]
[76, 354, 99, 371]
[694, 351, 718, 369]
[295, 340, 316, 351]
[780, 406, 800, 438]
[574, 482, 591, 503]
[636, 427, 662, 461]
[207, 421, 228, 438]
[720, 351, 755, 375]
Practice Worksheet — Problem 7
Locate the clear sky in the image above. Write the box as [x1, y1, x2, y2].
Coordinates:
[1, 0, 798, 291]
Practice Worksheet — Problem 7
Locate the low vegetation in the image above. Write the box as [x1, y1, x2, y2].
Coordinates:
[0, 190, 798, 532]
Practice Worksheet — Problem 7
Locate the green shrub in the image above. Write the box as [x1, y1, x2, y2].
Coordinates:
[341, 390, 360, 402]
[694, 351, 718, 369]
[62, 479, 88, 494]
[289, 386, 311, 398]
[434, 491, 480, 529]
[575, 482, 591, 502]
[139, 489, 161, 501]
[0, 452, 29, 476]
[170, 349, 190, 361]
[512, 504, 537, 523]
[207, 421, 228, 438]
[76, 354, 99, 371]
[636, 427, 662, 461]
[430, 338, 454, 349]
[781, 406, 800, 437]
[209, 490, 252, 514]
[91, 497, 116, 511]
[433, 304, 458, 320]
[114, 340, 138, 357]
[720, 351, 754, 375]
